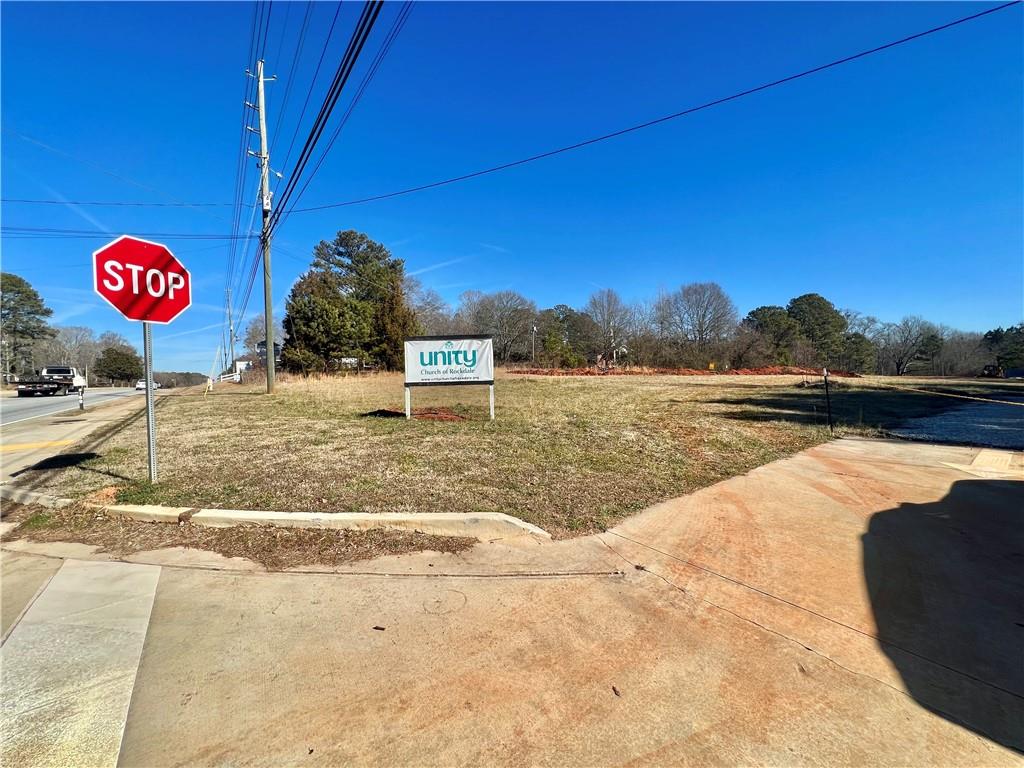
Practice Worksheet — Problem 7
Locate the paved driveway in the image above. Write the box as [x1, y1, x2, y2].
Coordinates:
[2, 438, 1022, 766]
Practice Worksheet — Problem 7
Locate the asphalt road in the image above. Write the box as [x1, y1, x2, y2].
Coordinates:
[0, 388, 140, 428]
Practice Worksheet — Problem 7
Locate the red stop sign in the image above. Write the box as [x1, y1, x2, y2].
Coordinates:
[93, 235, 191, 324]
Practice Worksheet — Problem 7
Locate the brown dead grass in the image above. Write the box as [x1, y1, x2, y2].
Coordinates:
[13, 371, 1017, 538]
[1, 503, 474, 569]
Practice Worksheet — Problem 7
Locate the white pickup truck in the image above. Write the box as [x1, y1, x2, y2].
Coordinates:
[16, 366, 87, 397]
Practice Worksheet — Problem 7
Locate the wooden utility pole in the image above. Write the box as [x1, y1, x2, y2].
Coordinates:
[248, 59, 276, 393]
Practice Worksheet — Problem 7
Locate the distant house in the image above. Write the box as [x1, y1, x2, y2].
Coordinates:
[256, 341, 281, 366]
[234, 354, 257, 374]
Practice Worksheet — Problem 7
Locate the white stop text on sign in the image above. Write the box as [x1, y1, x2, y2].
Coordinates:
[101, 261, 187, 300]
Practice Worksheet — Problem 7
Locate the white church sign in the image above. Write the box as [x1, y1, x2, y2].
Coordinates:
[403, 336, 495, 419]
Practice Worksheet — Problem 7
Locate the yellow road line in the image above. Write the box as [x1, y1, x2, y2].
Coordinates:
[0, 439, 75, 453]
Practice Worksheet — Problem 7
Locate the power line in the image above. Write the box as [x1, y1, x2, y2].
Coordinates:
[2, 128, 232, 221]
[1, 197, 242, 207]
[258, 0, 273, 60]
[287, 0, 1021, 214]
[223, 0, 266, 370]
[276, 1, 413, 227]
[233, 190, 263, 302]
[226, 3, 264, 290]
[234, 1, 386, 334]
[1, 226, 256, 241]
[273, 2, 345, 203]
[269, 0, 314, 158]
[267, 0, 384, 233]
[269, 0, 292, 77]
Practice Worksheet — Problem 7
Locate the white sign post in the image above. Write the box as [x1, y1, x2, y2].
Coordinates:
[403, 336, 495, 420]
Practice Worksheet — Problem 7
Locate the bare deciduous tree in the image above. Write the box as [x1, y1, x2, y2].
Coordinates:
[933, 329, 988, 376]
[841, 309, 883, 341]
[584, 289, 630, 363]
[243, 314, 284, 358]
[454, 290, 536, 362]
[654, 282, 737, 364]
[31, 326, 97, 374]
[405, 276, 453, 335]
[877, 316, 933, 375]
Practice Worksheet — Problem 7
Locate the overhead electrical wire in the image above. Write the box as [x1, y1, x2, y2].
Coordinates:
[234, 0, 385, 325]
[267, 0, 384, 234]
[269, 0, 292, 77]
[258, 0, 273, 60]
[286, 0, 1021, 214]
[1, 226, 256, 241]
[1, 197, 242, 208]
[223, 0, 266, 365]
[5, 2, 1015, 224]
[226, 2, 264, 288]
[231, 190, 264, 322]
[275, 0, 413, 227]
[235, 191, 272, 321]
[1, 129, 232, 221]
[229, 0, 284, 329]
[269, 0, 315, 158]
[272, 2, 345, 203]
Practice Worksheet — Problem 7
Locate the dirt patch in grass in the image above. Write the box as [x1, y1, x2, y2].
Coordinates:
[363, 407, 466, 421]
[13, 373, 1019, 539]
[0, 503, 475, 570]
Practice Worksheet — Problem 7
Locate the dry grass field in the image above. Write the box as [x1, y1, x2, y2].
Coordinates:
[14, 371, 1021, 537]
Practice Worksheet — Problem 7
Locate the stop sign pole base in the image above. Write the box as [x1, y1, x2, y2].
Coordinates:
[143, 322, 157, 483]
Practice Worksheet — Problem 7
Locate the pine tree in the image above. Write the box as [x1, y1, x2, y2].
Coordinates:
[0, 273, 54, 374]
[286, 230, 417, 371]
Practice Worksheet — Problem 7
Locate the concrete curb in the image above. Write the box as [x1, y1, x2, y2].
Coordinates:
[0, 487, 75, 509]
[97, 505, 551, 540]
[0, 487, 551, 540]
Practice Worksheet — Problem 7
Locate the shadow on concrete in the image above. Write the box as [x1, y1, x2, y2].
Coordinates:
[863, 479, 1024, 752]
[708, 384, 1024, 441]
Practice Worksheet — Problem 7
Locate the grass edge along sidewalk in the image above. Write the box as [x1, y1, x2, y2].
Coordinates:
[0, 501, 476, 570]
[7, 373, 1021, 539]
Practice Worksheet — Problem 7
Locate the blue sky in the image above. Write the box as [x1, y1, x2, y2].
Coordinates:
[2, 1, 1021, 372]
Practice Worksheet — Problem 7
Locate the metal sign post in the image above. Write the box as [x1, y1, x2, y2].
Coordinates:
[822, 367, 834, 435]
[93, 235, 191, 485]
[143, 322, 157, 482]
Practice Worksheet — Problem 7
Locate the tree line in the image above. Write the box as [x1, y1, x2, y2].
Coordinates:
[8, 230, 1016, 382]
[276, 230, 1021, 376]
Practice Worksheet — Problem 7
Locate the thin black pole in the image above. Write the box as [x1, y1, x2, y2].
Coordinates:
[823, 367, 834, 434]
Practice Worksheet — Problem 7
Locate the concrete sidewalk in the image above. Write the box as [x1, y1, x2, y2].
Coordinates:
[1, 438, 1021, 766]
